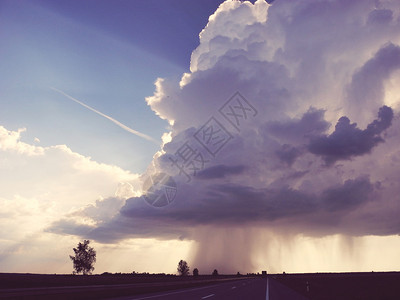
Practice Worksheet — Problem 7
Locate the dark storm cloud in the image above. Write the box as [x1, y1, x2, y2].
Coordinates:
[46, 219, 92, 236]
[275, 144, 302, 166]
[202, 183, 319, 221]
[125, 177, 373, 227]
[308, 106, 393, 164]
[48, 174, 379, 243]
[321, 177, 374, 211]
[347, 203, 400, 236]
[266, 108, 330, 143]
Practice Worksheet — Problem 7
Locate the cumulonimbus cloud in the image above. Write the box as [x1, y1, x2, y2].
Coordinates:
[48, 0, 400, 272]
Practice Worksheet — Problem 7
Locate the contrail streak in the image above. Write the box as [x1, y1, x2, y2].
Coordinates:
[51, 87, 159, 145]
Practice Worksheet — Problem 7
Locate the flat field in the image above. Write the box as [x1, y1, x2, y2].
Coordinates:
[274, 272, 400, 300]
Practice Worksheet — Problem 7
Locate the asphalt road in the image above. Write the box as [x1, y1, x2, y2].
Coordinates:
[115, 277, 309, 300]
[0, 278, 249, 299]
[0, 277, 309, 299]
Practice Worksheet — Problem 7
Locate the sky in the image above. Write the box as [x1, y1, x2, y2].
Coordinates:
[1, 0, 400, 275]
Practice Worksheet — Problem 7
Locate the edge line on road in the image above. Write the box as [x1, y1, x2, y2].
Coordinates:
[128, 281, 241, 300]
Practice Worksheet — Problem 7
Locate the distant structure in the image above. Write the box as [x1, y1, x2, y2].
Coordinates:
[262, 271, 267, 277]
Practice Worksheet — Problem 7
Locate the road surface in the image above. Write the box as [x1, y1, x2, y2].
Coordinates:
[0, 277, 309, 299]
[115, 277, 309, 300]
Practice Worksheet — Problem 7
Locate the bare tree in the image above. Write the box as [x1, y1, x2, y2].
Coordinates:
[177, 260, 189, 276]
[70, 240, 96, 275]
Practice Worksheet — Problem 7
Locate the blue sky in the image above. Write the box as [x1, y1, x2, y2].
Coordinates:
[0, 0, 224, 172]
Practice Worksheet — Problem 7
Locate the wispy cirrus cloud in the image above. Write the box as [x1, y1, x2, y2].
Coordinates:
[51, 87, 159, 145]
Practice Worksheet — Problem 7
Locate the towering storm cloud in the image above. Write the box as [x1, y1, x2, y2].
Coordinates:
[49, 0, 400, 273]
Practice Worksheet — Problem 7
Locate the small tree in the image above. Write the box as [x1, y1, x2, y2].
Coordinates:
[193, 268, 199, 277]
[70, 240, 96, 275]
[212, 269, 218, 276]
[177, 260, 189, 276]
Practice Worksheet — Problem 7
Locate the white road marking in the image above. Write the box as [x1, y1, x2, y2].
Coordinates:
[128, 279, 248, 300]
[130, 285, 219, 300]
[266, 278, 269, 300]
[231, 286, 236, 289]
[201, 294, 215, 299]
